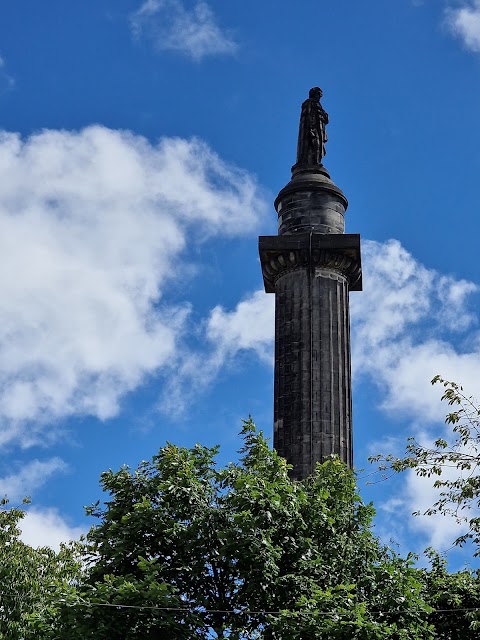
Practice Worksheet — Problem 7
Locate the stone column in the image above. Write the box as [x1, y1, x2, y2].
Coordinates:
[259, 96, 362, 479]
[260, 230, 360, 480]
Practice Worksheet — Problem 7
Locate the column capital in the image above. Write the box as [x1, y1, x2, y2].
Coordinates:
[259, 233, 362, 293]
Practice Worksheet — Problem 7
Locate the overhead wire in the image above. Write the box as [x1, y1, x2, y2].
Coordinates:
[1, 591, 480, 617]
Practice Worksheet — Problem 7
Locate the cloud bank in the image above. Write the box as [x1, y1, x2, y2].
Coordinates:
[130, 0, 237, 61]
[351, 239, 480, 552]
[445, 1, 480, 53]
[0, 126, 266, 446]
[351, 239, 479, 424]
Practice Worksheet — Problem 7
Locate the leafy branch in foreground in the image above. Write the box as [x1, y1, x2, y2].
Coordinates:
[370, 376, 480, 553]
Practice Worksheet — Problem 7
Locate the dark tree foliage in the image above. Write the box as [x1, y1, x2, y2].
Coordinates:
[422, 549, 480, 639]
[54, 419, 434, 639]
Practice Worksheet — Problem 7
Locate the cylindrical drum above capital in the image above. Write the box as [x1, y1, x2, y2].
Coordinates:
[273, 266, 353, 479]
[276, 188, 346, 235]
[274, 170, 348, 237]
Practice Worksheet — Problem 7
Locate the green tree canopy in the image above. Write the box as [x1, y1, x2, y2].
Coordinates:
[55, 419, 434, 639]
[0, 498, 78, 640]
[3, 418, 480, 638]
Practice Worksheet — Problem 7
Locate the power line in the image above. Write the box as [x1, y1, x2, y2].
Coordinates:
[1, 592, 480, 617]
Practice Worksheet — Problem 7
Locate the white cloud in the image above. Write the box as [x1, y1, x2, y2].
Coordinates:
[0, 455, 81, 550]
[352, 239, 480, 552]
[130, 0, 237, 61]
[445, 1, 480, 53]
[0, 126, 267, 445]
[403, 466, 470, 550]
[376, 459, 472, 553]
[0, 457, 67, 501]
[160, 290, 275, 415]
[19, 507, 84, 550]
[351, 239, 480, 424]
[207, 290, 275, 363]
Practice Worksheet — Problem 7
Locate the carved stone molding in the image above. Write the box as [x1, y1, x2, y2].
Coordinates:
[259, 233, 362, 294]
[261, 247, 360, 290]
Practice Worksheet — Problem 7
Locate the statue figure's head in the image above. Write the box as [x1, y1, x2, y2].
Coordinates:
[309, 86, 323, 102]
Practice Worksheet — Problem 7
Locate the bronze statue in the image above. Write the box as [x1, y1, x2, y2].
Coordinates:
[296, 87, 329, 166]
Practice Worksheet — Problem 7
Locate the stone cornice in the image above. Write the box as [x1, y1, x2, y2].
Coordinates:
[259, 233, 362, 293]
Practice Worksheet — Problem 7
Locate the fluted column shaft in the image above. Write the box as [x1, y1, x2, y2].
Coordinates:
[274, 265, 352, 480]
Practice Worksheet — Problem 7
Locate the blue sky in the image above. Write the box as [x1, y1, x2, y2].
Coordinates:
[1, 0, 480, 566]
